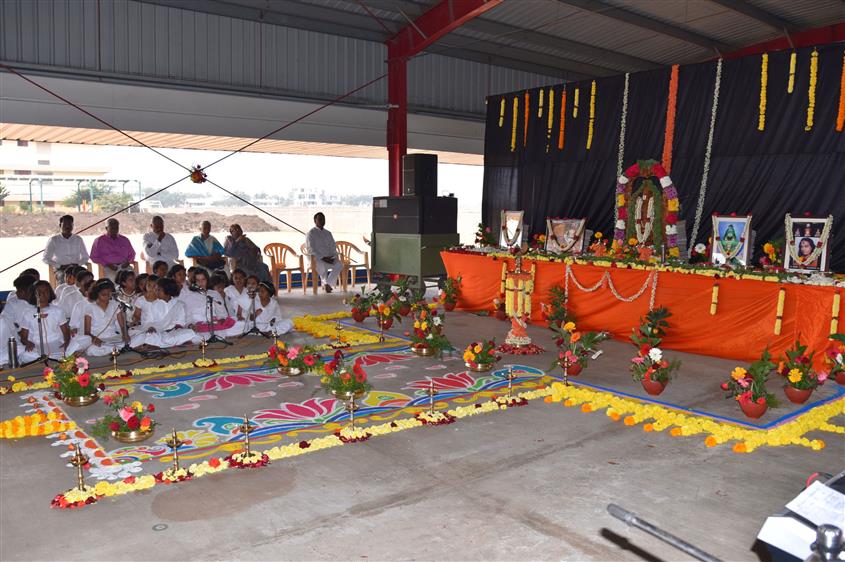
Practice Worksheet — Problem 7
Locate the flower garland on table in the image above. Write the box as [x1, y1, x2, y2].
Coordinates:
[558, 89, 567, 150]
[805, 49, 818, 132]
[689, 58, 723, 248]
[785, 214, 832, 266]
[586, 80, 597, 150]
[837, 49, 845, 132]
[787, 51, 797, 94]
[661, 64, 679, 173]
[758, 53, 768, 131]
[774, 285, 786, 335]
[510, 96, 519, 152]
[564, 264, 659, 311]
[50, 386, 553, 508]
[547, 382, 843, 453]
[225, 451, 270, 469]
[831, 292, 841, 336]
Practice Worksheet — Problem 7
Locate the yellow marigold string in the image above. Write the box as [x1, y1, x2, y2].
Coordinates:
[498, 98, 505, 127]
[831, 290, 841, 336]
[510, 96, 518, 152]
[774, 285, 786, 335]
[787, 51, 797, 93]
[586, 80, 596, 150]
[546, 88, 554, 153]
[572, 87, 579, 118]
[837, 49, 845, 132]
[758, 53, 768, 131]
[805, 49, 818, 131]
[538, 88, 544, 118]
[558, 89, 567, 150]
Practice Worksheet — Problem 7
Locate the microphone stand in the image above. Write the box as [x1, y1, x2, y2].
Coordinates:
[115, 299, 134, 355]
[239, 289, 264, 338]
[205, 293, 230, 345]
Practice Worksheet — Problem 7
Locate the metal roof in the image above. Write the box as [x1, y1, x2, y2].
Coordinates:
[137, 0, 844, 83]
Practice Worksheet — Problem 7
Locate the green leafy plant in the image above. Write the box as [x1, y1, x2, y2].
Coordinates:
[475, 223, 497, 247]
[777, 340, 824, 390]
[721, 350, 779, 407]
[409, 303, 452, 357]
[439, 276, 462, 305]
[321, 351, 372, 395]
[541, 285, 573, 330]
[44, 356, 99, 398]
[91, 389, 156, 440]
[549, 321, 608, 370]
[629, 307, 681, 384]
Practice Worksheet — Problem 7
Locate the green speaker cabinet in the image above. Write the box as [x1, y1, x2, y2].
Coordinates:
[371, 233, 459, 289]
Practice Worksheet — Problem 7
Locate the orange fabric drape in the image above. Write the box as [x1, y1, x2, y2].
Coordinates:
[442, 251, 842, 369]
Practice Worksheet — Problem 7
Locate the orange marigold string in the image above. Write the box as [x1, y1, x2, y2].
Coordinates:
[836, 49, 845, 132]
[661, 64, 679, 173]
[558, 89, 567, 150]
[523, 91, 530, 146]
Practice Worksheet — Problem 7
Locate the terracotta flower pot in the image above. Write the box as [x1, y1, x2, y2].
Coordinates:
[352, 311, 367, 323]
[783, 386, 813, 404]
[495, 309, 508, 321]
[444, 301, 457, 312]
[398, 304, 411, 317]
[738, 399, 768, 419]
[835, 372, 845, 386]
[562, 363, 582, 376]
[379, 318, 393, 330]
[641, 378, 666, 396]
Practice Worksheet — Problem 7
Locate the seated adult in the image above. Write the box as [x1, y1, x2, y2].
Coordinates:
[223, 224, 271, 284]
[90, 219, 135, 281]
[43, 215, 89, 277]
[185, 221, 226, 271]
[1, 274, 37, 331]
[141, 215, 179, 268]
[305, 212, 340, 293]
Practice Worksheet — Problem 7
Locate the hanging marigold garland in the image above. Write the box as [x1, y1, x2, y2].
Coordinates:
[614, 73, 630, 225]
[523, 91, 530, 146]
[661, 64, 679, 173]
[498, 98, 505, 127]
[510, 96, 518, 152]
[586, 80, 597, 150]
[538, 88, 544, 118]
[758, 53, 768, 131]
[573, 87, 580, 118]
[558, 89, 567, 150]
[546, 88, 555, 153]
[837, 49, 845, 132]
[805, 49, 818, 132]
[787, 51, 797, 94]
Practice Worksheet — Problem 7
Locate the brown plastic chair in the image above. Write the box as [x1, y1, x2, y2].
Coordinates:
[96, 261, 139, 280]
[336, 241, 370, 288]
[263, 243, 304, 293]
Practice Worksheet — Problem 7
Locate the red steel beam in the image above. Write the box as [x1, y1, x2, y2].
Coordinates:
[385, 0, 503, 196]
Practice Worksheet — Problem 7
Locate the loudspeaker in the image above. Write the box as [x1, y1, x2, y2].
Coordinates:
[372, 196, 457, 234]
[402, 154, 437, 197]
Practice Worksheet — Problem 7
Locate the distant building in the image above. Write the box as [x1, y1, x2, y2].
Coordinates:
[290, 187, 340, 207]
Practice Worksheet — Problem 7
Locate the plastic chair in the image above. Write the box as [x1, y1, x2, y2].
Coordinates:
[48, 263, 92, 287]
[263, 243, 304, 293]
[96, 261, 138, 280]
[335, 241, 370, 288]
[144, 259, 183, 274]
[300, 244, 347, 293]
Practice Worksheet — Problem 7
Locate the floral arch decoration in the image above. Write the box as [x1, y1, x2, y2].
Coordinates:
[613, 159, 681, 258]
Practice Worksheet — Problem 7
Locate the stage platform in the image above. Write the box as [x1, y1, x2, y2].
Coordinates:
[1, 291, 843, 561]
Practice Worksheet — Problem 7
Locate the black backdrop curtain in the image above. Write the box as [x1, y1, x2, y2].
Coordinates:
[482, 43, 845, 271]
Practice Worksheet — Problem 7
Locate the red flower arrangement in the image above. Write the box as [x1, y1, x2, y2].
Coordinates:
[91, 390, 156, 440]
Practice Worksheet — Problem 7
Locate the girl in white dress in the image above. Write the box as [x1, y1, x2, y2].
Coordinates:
[66, 280, 129, 357]
[224, 269, 251, 321]
[59, 270, 94, 332]
[129, 275, 161, 348]
[148, 278, 200, 348]
[115, 269, 137, 309]
[54, 265, 81, 302]
[183, 270, 245, 339]
[19, 281, 70, 362]
[253, 282, 293, 334]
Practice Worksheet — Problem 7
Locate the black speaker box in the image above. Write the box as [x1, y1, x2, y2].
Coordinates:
[372, 196, 457, 234]
[402, 154, 438, 197]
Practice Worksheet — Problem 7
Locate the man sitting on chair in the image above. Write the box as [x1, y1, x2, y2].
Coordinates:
[185, 220, 226, 271]
[43, 215, 89, 279]
[305, 212, 340, 293]
[90, 219, 135, 281]
[141, 215, 179, 269]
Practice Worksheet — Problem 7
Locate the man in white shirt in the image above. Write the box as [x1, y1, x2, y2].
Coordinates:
[43, 215, 89, 275]
[141, 216, 180, 267]
[305, 212, 340, 293]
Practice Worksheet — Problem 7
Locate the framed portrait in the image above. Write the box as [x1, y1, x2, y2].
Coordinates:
[710, 215, 752, 267]
[545, 218, 587, 254]
[784, 214, 833, 273]
[500, 210, 524, 248]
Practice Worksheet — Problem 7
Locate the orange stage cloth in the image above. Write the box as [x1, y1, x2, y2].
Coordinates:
[442, 251, 842, 368]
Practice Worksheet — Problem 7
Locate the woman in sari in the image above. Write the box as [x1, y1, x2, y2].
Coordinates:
[224, 224, 272, 284]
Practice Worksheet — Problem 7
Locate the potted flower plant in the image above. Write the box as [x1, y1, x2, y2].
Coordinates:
[347, 289, 374, 323]
[463, 340, 500, 372]
[549, 321, 608, 376]
[91, 389, 156, 443]
[827, 334, 845, 386]
[721, 351, 778, 419]
[629, 307, 681, 395]
[440, 276, 462, 312]
[475, 223, 497, 247]
[44, 356, 100, 407]
[540, 286, 572, 331]
[321, 350, 372, 401]
[267, 341, 320, 376]
[393, 277, 413, 316]
[777, 340, 826, 404]
[372, 300, 400, 330]
[409, 303, 451, 357]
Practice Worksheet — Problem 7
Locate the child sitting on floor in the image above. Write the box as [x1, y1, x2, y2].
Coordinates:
[65, 279, 129, 357]
[18, 281, 70, 362]
[130, 277, 199, 349]
[253, 281, 293, 335]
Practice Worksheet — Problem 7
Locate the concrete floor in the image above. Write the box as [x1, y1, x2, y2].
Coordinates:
[1, 288, 843, 561]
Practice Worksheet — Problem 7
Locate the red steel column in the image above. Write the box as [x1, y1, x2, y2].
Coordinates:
[387, 47, 407, 197]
